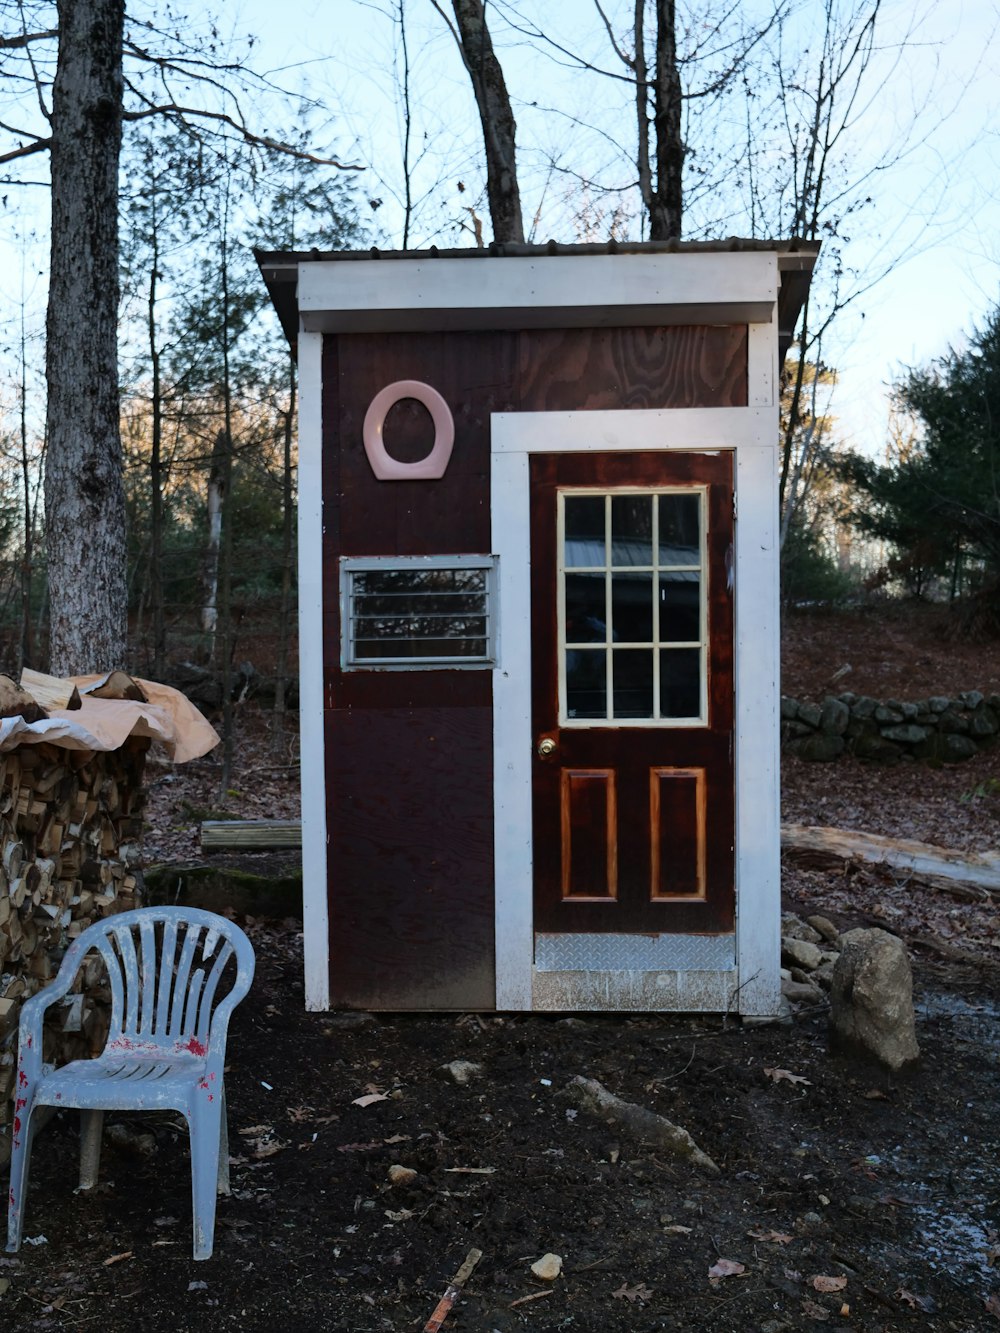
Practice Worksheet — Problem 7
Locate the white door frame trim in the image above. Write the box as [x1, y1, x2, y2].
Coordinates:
[490, 404, 780, 1014]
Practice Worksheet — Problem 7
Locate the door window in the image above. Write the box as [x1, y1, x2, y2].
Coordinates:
[560, 489, 706, 725]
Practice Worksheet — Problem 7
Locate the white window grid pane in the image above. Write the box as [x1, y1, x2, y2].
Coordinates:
[559, 488, 708, 726]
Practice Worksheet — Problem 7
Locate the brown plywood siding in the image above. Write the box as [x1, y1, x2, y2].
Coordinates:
[321, 334, 513, 1008]
[325, 708, 495, 1010]
[320, 322, 747, 1008]
[518, 326, 748, 411]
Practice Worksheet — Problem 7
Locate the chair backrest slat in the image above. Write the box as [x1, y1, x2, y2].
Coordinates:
[95, 935, 126, 1040]
[111, 924, 142, 1036]
[138, 916, 157, 1036]
[154, 916, 179, 1037]
[169, 926, 202, 1037]
[182, 967, 206, 1037]
[196, 940, 234, 1039]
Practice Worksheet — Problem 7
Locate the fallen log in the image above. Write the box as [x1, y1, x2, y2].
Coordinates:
[559, 1075, 720, 1175]
[201, 819, 302, 850]
[781, 824, 1000, 901]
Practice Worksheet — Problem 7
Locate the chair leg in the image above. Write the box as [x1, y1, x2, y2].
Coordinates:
[188, 1100, 223, 1261]
[216, 1085, 230, 1196]
[7, 1099, 36, 1253]
[78, 1110, 104, 1190]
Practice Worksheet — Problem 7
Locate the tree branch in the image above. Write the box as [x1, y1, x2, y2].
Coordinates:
[119, 103, 363, 169]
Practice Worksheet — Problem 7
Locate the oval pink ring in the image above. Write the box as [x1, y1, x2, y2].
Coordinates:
[362, 379, 455, 481]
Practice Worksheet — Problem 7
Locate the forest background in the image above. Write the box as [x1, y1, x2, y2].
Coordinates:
[0, 0, 997, 771]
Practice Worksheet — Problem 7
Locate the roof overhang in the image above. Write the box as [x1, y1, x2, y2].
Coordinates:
[256, 239, 820, 365]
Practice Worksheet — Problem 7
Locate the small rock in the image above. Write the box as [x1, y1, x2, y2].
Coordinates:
[805, 914, 839, 945]
[782, 937, 824, 971]
[781, 977, 823, 1005]
[819, 696, 850, 735]
[970, 706, 998, 737]
[791, 733, 845, 762]
[798, 702, 822, 728]
[960, 690, 985, 710]
[938, 710, 970, 735]
[932, 733, 979, 761]
[530, 1253, 563, 1281]
[387, 1164, 418, 1187]
[851, 732, 902, 763]
[928, 696, 950, 713]
[880, 723, 927, 744]
[442, 1060, 483, 1084]
[830, 927, 920, 1071]
[781, 913, 823, 945]
[811, 962, 836, 991]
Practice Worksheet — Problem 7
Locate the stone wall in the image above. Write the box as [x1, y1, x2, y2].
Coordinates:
[781, 690, 1000, 763]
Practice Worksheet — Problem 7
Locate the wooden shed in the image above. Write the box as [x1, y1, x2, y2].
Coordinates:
[256, 239, 818, 1016]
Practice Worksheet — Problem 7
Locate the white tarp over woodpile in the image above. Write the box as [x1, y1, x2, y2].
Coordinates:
[0, 675, 218, 762]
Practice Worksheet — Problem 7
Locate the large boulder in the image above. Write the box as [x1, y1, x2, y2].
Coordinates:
[829, 928, 920, 1072]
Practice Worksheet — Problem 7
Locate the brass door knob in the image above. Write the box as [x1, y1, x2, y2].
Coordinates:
[537, 737, 557, 757]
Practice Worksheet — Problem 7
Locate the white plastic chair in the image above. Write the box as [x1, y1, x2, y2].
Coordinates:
[6, 906, 255, 1261]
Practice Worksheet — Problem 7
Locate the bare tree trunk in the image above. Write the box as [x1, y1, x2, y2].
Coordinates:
[45, 0, 127, 675]
[201, 437, 225, 652]
[18, 301, 35, 673]
[147, 206, 166, 678]
[217, 192, 236, 801]
[450, 0, 524, 243]
[650, 0, 683, 241]
[399, 0, 414, 249]
[271, 354, 296, 757]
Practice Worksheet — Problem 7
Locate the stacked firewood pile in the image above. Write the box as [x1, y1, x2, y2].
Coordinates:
[0, 668, 218, 1143]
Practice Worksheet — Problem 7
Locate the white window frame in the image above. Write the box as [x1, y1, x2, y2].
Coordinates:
[340, 554, 498, 670]
[558, 485, 708, 728]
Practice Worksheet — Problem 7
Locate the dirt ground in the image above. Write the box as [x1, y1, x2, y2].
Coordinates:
[3, 604, 999, 1332]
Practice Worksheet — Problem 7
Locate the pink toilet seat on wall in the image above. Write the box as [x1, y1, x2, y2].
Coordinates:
[362, 379, 455, 480]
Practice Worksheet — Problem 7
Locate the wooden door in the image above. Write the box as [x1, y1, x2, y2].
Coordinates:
[531, 450, 735, 935]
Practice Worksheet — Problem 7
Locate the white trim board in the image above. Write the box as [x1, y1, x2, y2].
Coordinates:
[491, 407, 781, 1016]
[296, 252, 779, 334]
[296, 331, 331, 1012]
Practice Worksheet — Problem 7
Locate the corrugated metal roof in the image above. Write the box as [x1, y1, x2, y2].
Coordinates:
[255, 237, 819, 361]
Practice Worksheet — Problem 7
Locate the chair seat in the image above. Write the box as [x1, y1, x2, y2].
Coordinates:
[39, 1052, 213, 1110]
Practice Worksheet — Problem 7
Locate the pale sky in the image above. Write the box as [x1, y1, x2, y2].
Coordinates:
[233, 0, 999, 458]
[2, 0, 997, 458]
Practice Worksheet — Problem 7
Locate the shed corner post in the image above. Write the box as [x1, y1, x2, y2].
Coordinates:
[297, 328, 330, 1011]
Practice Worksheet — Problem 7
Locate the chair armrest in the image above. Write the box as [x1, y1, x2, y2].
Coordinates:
[14, 936, 90, 1079]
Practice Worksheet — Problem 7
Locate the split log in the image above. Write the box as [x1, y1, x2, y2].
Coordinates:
[20, 669, 82, 711]
[781, 824, 1000, 901]
[559, 1075, 720, 1175]
[81, 670, 148, 702]
[0, 676, 47, 723]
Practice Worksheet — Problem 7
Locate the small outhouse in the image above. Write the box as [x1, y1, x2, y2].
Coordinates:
[257, 240, 818, 1016]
